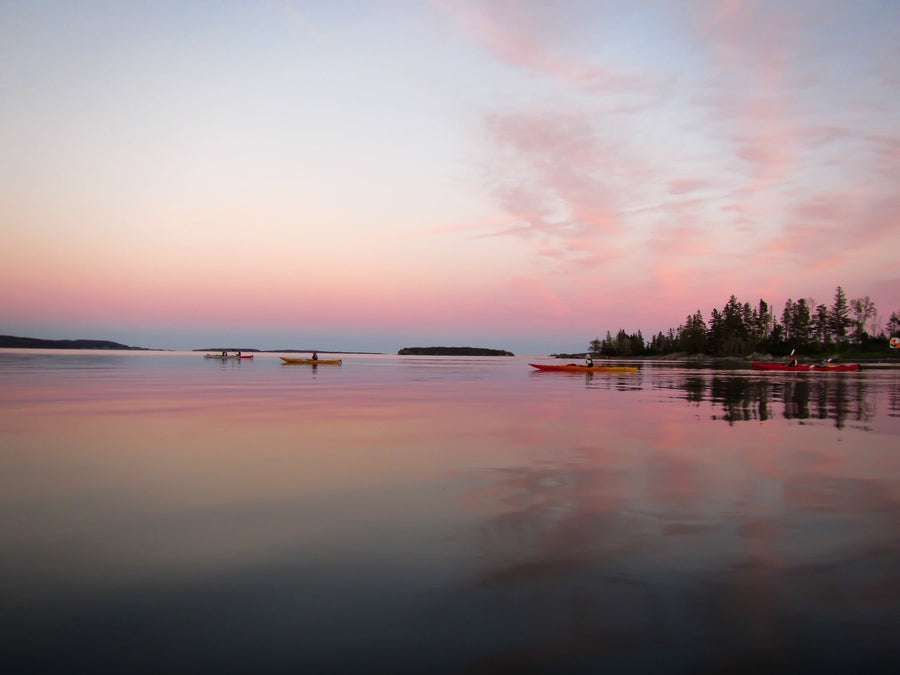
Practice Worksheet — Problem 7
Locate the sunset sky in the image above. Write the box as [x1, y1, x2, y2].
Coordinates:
[2, 0, 898, 354]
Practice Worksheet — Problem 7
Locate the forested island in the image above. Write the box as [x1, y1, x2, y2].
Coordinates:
[0, 335, 149, 350]
[398, 347, 515, 356]
[587, 287, 900, 359]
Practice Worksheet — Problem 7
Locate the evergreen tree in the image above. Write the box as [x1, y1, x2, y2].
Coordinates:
[631, 330, 646, 356]
[812, 304, 830, 344]
[650, 331, 669, 354]
[615, 329, 631, 356]
[770, 319, 784, 345]
[743, 302, 753, 337]
[755, 299, 772, 345]
[678, 311, 707, 353]
[782, 299, 795, 342]
[830, 286, 851, 342]
[720, 295, 747, 354]
[793, 298, 811, 346]
[707, 308, 723, 354]
[602, 330, 614, 356]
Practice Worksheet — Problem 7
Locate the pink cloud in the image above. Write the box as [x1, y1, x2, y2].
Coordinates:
[667, 178, 712, 195]
[773, 189, 899, 257]
[478, 110, 636, 264]
[681, 1, 809, 192]
[436, 0, 639, 90]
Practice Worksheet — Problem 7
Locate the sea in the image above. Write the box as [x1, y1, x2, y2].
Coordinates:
[1, 349, 899, 673]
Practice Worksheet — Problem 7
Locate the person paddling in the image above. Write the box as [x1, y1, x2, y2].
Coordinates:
[585, 353, 594, 367]
[788, 349, 798, 367]
[311, 351, 319, 361]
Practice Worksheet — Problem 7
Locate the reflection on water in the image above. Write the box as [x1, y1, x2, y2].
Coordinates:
[665, 372, 878, 428]
[0, 349, 130, 372]
[1, 351, 899, 673]
[534, 362, 896, 428]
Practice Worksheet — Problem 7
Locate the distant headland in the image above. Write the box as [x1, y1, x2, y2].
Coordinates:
[0, 335, 150, 350]
[397, 346, 514, 356]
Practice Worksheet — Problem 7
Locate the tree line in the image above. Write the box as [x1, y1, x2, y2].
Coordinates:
[590, 287, 900, 357]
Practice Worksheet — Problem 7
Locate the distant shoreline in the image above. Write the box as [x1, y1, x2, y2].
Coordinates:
[0, 335, 151, 350]
[398, 347, 515, 356]
[4, 335, 894, 362]
[0, 335, 385, 354]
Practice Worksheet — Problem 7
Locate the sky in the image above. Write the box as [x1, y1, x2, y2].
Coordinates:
[2, 0, 898, 355]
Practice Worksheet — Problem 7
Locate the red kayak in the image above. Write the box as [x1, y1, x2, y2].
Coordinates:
[752, 363, 859, 372]
[752, 363, 811, 371]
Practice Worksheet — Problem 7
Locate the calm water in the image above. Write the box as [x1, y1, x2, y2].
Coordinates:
[2, 349, 899, 673]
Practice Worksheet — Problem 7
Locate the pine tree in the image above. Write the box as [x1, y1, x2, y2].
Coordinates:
[782, 299, 795, 341]
[719, 295, 747, 354]
[812, 304, 830, 344]
[707, 308, 723, 354]
[829, 286, 851, 342]
[599, 331, 612, 356]
[631, 330, 646, 356]
[794, 298, 811, 346]
[756, 299, 772, 345]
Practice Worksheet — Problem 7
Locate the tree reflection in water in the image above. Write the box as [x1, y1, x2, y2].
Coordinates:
[552, 367, 884, 428]
[684, 373, 873, 428]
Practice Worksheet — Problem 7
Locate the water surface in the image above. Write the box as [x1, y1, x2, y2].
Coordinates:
[2, 350, 899, 673]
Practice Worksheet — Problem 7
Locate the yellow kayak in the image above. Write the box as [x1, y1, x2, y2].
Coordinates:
[280, 357, 342, 365]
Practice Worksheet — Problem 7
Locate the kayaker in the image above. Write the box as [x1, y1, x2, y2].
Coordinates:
[788, 355, 798, 367]
[311, 351, 319, 361]
[585, 353, 594, 367]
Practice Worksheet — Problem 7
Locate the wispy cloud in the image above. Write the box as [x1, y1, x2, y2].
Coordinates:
[392, 215, 528, 238]
[436, 0, 640, 90]
[439, 0, 898, 322]
[480, 109, 633, 263]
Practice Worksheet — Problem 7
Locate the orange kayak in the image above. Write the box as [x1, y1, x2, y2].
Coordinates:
[529, 363, 638, 373]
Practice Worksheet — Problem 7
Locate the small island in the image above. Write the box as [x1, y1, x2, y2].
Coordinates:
[397, 346, 514, 356]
